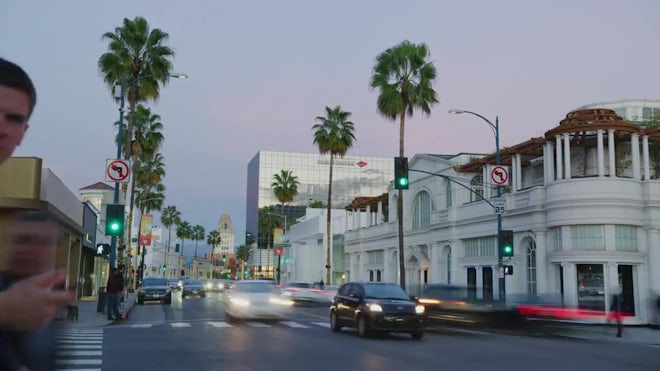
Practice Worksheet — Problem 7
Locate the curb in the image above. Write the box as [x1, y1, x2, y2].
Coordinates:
[106, 296, 137, 326]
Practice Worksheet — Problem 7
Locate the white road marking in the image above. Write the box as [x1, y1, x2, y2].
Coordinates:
[208, 321, 233, 328]
[57, 340, 102, 344]
[55, 369, 101, 371]
[171, 322, 192, 328]
[57, 350, 103, 357]
[245, 321, 272, 328]
[57, 344, 103, 349]
[312, 322, 330, 328]
[279, 321, 309, 328]
[55, 359, 103, 365]
[131, 323, 154, 328]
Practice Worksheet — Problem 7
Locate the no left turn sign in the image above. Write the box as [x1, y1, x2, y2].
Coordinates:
[106, 159, 131, 183]
[490, 166, 509, 185]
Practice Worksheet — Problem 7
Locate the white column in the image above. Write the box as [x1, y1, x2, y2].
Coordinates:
[492, 265, 499, 298]
[562, 263, 578, 307]
[510, 155, 518, 191]
[535, 231, 548, 294]
[366, 205, 372, 227]
[563, 133, 571, 179]
[555, 135, 563, 180]
[597, 130, 605, 176]
[606, 262, 619, 317]
[608, 129, 616, 177]
[515, 154, 522, 191]
[377, 200, 383, 224]
[643, 135, 651, 181]
[476, 266, 483, 299]
[547, 141, 555, 184]
[647, 229, 660, 301]
[631, 133, 641, 179]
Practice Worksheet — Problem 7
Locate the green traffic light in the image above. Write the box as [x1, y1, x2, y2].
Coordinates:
[110, 223, 119, 231]
[504, 246, 512, 254]
[398, 178, 409, 186]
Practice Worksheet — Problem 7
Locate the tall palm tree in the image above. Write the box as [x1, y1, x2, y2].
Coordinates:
[236, 244, 249, 280]
[370, 40, 438, 288]
[99, 16, 174, 161]
[258, 205, 281, 279]
[312, 105, 356, 284]
[161, 205, 181, 277]
[206, 229, 221, 265]
[176, 221, 192, 276]
[192, 225, 205, 278]
[271, 169, 300, 230]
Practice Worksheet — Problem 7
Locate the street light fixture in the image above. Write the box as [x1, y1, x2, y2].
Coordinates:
[108, 72, 188, 270]
[448, 109, 504, 301]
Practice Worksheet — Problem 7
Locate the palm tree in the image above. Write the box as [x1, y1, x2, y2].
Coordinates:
[161, 205, 181, 278]
[312, 105, 356, 284]
[308, 200, 326, 209]
[235, 244, 249, 280]
[258, 205, 281, 279]
[271, 169, 300, 230]
[192, 225, 205, 278]
[176, 221, 192, 276]
[206, 229, 222, 267]
[370, 40, 438, 288]
[99, 16, 175, 161]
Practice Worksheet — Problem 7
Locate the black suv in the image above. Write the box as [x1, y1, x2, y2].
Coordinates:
[329, 282, 425, 339]
[138, 277, 172, 305]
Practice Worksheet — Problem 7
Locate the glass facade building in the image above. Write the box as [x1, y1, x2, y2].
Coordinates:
[246, 151, 394, 244]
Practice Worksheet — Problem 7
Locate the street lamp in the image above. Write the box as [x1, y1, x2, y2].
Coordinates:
[108, 72, 188, 270]
[449, 109, 504, 301]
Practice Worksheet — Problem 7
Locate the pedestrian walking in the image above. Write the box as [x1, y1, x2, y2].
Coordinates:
[609, 291, 623, 338]
[106, 265, 125, 320]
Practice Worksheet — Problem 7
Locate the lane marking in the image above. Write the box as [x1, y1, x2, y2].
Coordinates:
[208, 321, 233, 328]
[57, 345, 103, 350]
[131, 323, 154, 328]
[57, 340, 102, 344]
[312, 322, 330, 328]
[55, 359, 103, 365]
[171, 322, 192, 328]
[57, 350, 103, 357]
[280, 321, 309, 328]
[245, 322, 272, 328]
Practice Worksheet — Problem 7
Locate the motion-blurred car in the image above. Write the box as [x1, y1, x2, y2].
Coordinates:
[167, 279, 180, 291]
[329, 282, 425, 339]
[138, 277, 172, 305]
[181, 279, 206, 298]
[225, 280, 293, 321]
[282, 282, 318, 303]
[416, 284, 515, 327]
[204, 279, 225, 292]
[320, 285, 339, 304]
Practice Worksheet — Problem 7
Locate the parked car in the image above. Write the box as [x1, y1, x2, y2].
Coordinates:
[138, 277, 172, 305]
[181, 279, 206, 298]
[329, 282, 426, 339]
[225, 280, 293, 321]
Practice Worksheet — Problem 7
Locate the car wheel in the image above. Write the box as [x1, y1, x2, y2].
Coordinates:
[330, 311, 342, 332]
[357, 315, 371, 338]
[411, 331, 424, 340]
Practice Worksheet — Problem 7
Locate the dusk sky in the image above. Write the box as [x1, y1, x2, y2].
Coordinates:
[2, 0, 659, 255]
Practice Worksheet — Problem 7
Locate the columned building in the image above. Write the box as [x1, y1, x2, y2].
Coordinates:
[345, 108, 660, 325]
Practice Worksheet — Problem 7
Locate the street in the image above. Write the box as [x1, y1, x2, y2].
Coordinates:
[54, 291, 660, 371]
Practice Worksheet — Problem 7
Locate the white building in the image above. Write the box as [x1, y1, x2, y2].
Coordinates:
[345, 107, 660, 325]
[578, 99, 660, 124]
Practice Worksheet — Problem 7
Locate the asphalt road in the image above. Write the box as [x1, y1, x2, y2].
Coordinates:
[76, 291, 660, 371]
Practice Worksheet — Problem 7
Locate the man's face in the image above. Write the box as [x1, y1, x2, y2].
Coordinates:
[0, 85, 30, 163]
[7, 220, 59, 277]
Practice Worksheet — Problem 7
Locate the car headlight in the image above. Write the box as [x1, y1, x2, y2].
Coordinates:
[415, 305, 425, 314]
[367, 303, 383, 312]
[230, 297, 250, 307]
[269, 297, 294, 306]
[205, 283, 213, 289]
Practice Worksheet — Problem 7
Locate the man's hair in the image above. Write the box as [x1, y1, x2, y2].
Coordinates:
[0, 57, 37, 117]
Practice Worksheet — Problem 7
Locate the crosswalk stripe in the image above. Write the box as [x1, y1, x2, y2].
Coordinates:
[171, 322, 192, 328]
[57, 340, 102, 344]
[245, 321, 271, 328]
[57, 350, 103, 357]
[55, 369, 102, 371]
[131, 323, 154, 328]
[312, 322, 330, 328]
[58, 344, 103, 349]
[279, 321, 309, 328]
[55, 359, 103, 365]
[208, 321, 233, 328]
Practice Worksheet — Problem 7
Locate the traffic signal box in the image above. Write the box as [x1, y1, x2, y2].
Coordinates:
[105, 204, 125, 236]
[499, 230, 514, 258]
[394, 157, 409, 190]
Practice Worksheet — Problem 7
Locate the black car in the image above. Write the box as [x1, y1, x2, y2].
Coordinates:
[329, 282, 425, 339]
[138, 277, 172, 305]
[181, 279, 206, 298]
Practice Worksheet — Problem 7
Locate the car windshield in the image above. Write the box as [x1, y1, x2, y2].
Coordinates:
[186, 280, 203, 285]
[233, 282, 278, 293]
[143, 278, 167, 286]
[363, 284, 408, 300]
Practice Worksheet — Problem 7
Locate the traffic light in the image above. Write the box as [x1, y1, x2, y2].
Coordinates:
[222, 255, 226, 264]
[499, 230, 514, 258]
[162, 265, 167, 273]
[175, 243, 180, 253]
[503, 265, 514, 275]
[105, 204, 125, 236]
[394, 157, 409, 189]
[96, 243, 110, 256]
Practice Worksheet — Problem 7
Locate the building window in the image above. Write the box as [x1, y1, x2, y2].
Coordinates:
[615, 225, 637, 252]
[526, 240, 537, 295]
[369, 270, 374, 282]
[412, 191, 432, 229]
[464, 237, 496, 257]
[552, 227, 562, 252]
[571, 225, 604, 250]
[446, 247, 451, 284]
[376, 270, 381, 282]
[367, 250, 384, 264]
[470, 175, 484, 202]
[445, 181, 452, 208]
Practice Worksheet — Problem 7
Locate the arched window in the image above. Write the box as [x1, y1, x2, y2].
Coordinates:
[443, 246, 452, 284]
[369, 270, 374, 282]
[412, 191, 432, 229]
[445, 181, 452, 208]
[526, 240, 537, 295]
[471, 175, 484, 202]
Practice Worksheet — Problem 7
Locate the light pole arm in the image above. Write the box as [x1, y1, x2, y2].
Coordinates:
[459, 110, 497, 140]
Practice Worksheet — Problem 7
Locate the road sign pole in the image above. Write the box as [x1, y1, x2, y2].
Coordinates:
[277, 255, 281, 285]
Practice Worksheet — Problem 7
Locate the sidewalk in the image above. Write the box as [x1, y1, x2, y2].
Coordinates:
[551, 323, 660, 346]
[55, 292, 137, 329]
